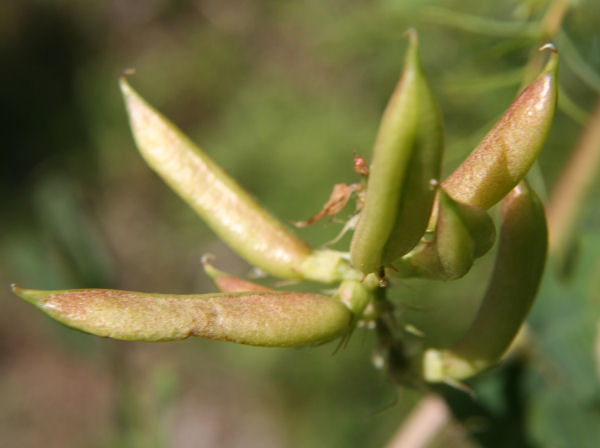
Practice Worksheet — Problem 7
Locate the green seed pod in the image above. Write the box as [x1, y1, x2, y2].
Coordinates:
[202, 256, 272, 293]
[443, 45, 558, 209]
[298, 248, 364, 285]
[11, 284, 352, 347]
[390, 190, 495, 280]
[350, 30, 444, 274]
[120, 77, 310, 280]
[422, 180, 547, 381]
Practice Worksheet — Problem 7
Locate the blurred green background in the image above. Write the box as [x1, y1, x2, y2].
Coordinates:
[1, 0, 599, 447]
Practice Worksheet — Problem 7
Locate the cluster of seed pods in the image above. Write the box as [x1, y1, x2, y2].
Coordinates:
[11, 33, 558, 385]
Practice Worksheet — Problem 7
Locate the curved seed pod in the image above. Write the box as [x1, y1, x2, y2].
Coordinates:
[11, 284, 352, 347]
[422, 180, 547, 381]
[390, 190, 495, 280]
[442, 45, 558, 209]
[202, 256, 272, 292]
[120, 78, 310, 280]
[350, 31, 444, 274]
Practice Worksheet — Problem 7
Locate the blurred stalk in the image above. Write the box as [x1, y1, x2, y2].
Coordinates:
[541, 0, 570, 38]
[557, 85, 589, 126]
[547, 98, 600, 262]
[521, 0, 570, 85]
[596, 322, 600, 383]
[558, 30, 600, 94]
[384, 395, 451, 448]
[418, 7, 539, 38]
[107, 342, 166, 448]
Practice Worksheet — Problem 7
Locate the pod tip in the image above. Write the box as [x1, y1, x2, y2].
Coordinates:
[537, 43, 559, 78]
[201, 253, 216, 265]
[539, 42, 557, 54]
[9, 284, 42, 306]
[119, 69, 137, 94]
[201, 253, 223, 279]
[121, 67, 137, 78]
[404, 28, 418, 42]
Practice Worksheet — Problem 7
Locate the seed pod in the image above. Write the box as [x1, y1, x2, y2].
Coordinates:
[120, 77, 310, 280]
[350, 31, 444, 274]
[11, 284, 352, 347]
[422, 180, 547, 381]
[390, 190, 495, 280]
[202, 256, 272, 293]
[443, 45, 558, 209]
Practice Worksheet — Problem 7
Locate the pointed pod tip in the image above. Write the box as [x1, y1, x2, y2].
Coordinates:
[120, 67, 136, 78]
[9, 284, 46, 306]
[404, 28, 418, 44]
[201, 254, 222, 279]
[539, 43, 559, 77]
[539, 42, 557, 54]
[201, 253, 216, 266]
[403, 28, 419, 58]
[118, 70, 137, 97]
[401, 28, 423, 72]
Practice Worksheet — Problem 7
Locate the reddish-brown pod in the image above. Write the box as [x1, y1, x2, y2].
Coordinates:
[422, 180, 548, 381]
[202, 256, 272, 293]
[443, 44, 558, 209]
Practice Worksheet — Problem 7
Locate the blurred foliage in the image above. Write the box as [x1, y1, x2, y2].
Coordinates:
[1, 0, 599, 447]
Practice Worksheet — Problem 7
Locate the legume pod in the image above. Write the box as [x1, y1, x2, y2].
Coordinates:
[11, 284, 352, 347]
[120, 78, 311, 280]
[350, 31, 443, 274]
[443, 45, 558, 209]
[390, 190, 495, 280]
[422, 180, 547, 381]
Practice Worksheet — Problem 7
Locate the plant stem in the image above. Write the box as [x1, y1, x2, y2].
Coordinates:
[522, 0, 571, 85]
[384, 394, 451, 448]
[547, 97, 600, 257]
